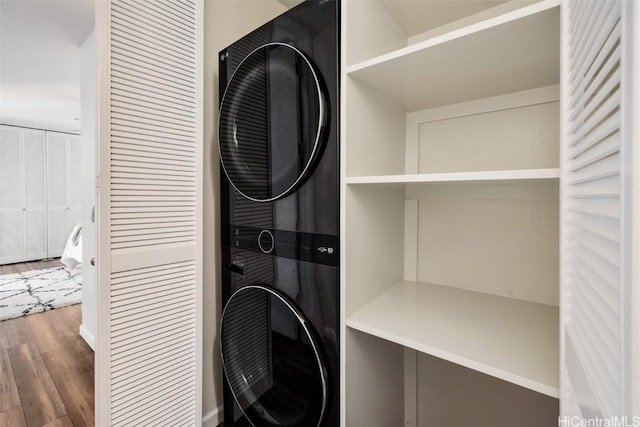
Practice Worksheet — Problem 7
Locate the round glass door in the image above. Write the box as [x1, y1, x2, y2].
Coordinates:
[221, 285, 327, 427]
[218, 43, 327, 202]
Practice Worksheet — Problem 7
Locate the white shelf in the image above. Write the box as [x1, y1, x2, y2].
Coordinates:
[346, 168, 560, 187]
[346, 0, 560, 111]
[346, 280, 559, 397]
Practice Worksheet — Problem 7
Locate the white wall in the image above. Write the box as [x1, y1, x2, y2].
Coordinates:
[79, 30, 97, 350]
[202, 0, 286, 423]
[0, 1, 93, 133]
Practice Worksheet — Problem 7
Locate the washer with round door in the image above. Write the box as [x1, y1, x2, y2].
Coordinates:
[220, 231, 339, 427]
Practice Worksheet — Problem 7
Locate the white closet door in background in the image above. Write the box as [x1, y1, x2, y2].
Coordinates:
[96, 0, 203, 424]
[46, 132, 69, 257]
[0, 126, 24, 264]
[23, 129, 47, 261]
[68, 135, 83, 234]
[562, 0, 638, 419]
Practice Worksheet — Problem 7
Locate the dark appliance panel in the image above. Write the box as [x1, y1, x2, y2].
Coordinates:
[218, 0, 339, 237]
[218, 1, 340, 426]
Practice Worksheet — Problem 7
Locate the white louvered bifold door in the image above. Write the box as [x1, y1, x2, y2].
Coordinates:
[96, 0, 203, 425]
[562, 0, 639, 419]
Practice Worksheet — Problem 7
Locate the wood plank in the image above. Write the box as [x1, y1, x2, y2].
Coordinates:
[0, 347, 21, 411]
[46, 306, 91, 356]
[0, 326, 7, 350]
[65, 304, 82, 328]
[42, 346, 94, 427]
[8, 343, 67, 427]
[42, 416, 75, 427]
[1, 316, 34, 349]
[0, 406, 27, 427]
[26, 312, 64, 354]
[0, 305, 93, 426]
[1, 305, 87, 355]
[84, 346, 94, 373]
[61, 305, 89, 354]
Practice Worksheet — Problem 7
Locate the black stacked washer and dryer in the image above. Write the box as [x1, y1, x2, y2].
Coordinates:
[217, 2, 339, 426]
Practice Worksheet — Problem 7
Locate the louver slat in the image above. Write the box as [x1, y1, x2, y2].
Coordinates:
[111, 138, 196, 155]
[102, 0, 200, 424]
[112, 332, 190, 363]
[111, 7, 196, 54]
[111, 325, 194, 357]
[111, 3, 194, 47]
[568, 1, 618, 91]
[111, 86, 196, 113]
[562, 0, 626, 418]
[568, 131, 620, 171]
[112, 352, 195, 393]
[119, 0, 196, 35]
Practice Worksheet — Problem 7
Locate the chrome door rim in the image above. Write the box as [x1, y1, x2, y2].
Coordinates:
[220, 284, 328, 427]
[217, 42, 327, 202]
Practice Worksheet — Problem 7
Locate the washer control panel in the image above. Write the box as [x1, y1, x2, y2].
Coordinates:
[223, 225, 338, 267]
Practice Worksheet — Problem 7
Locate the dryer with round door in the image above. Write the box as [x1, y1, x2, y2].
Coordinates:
[217, 1, 339, 426]
[218, 0, 339, 238]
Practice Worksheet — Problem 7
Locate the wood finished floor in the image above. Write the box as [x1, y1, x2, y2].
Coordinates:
[0, 259, 64, 275]
[0, 304, 94, 427]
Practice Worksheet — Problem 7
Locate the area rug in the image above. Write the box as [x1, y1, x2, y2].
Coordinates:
[0, 266, 82, 321]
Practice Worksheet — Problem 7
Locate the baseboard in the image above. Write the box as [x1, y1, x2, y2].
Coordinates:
[79, 323, 96, 351]
[202, 405, 223, 427]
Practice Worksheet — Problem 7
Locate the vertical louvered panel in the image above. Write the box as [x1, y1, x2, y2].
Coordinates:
[109, 261, 197, 426]
[97, 0, 202, 425]
[562, 0, 634, 418]
[110, 1, 197, 250]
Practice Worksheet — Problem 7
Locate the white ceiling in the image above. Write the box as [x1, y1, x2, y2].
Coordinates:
[0, 0, 94, 133]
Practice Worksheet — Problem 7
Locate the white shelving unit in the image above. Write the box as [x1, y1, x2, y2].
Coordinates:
[346, 280, 559, 398]
[341, 0, 562, 425]
[346, 0, 560, 111]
